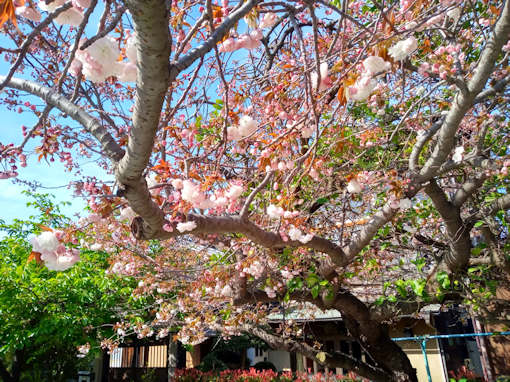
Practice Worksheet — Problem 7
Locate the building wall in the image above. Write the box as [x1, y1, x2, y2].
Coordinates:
[484, 285, 510, 378]
[267, 350, 291, 371]
[390, 318, 447, 382]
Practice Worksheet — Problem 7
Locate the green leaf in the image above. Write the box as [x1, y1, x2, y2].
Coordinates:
[395, 279, 408, 298]
[410, 279, 426, 297]
[436, 271, 451, 289]
[311, 285, 320, 299]
[306, 273, 320, 288]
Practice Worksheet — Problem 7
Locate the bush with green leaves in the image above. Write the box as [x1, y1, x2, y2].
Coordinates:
[0, 193, 139, 382]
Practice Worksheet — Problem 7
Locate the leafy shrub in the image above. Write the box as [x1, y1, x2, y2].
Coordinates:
[174, 368, 366, 381]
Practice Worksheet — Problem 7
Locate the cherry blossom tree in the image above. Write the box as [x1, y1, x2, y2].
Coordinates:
[1, 0, 510, 381]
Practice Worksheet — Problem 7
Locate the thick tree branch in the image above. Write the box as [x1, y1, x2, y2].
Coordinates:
[232, 289, 416, 381]
[143, 214, 350, 267]
[119, 0, 257, 240]
[330, 291, 417, 381]
[344, 203, 399, 260]
[117, 0, 171, 182]
[453, 173, 487, 207]
[418, 0, 510, 181]
[115, 0, 172, 237]
[0, 76, 124, 161]
[425, 179, 472, 271]
[474, 75, 510, 103]
[409, 118, 443, 173]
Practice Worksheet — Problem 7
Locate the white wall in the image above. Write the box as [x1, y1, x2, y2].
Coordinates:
[267, 350, 291, 371]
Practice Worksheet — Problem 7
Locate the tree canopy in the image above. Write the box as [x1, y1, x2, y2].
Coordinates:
[1, 0, 510, 381]
[0, 194, 138, 382]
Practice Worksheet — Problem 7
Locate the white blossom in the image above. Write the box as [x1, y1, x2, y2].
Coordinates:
[181, 180, 205, 207]
[347, 179, 363, 193]
[75, 37, 121, 83]
[226, 184, 243, 200]
[399, 198, 412, 210]
[347, 76, 377, 102]
[267, 204, 284, 219]
[362, 56, 391, 76]
[288, 226, 314, 244]
[30, 231, 60, 253]
[171, 178, 183, 189]
[38, 0, 65, 12]
[238, 115, 257, 137]
[54, 7, 83, 26]
[220, 284, 233, 297]
[117, 62, 137, 82]
[15, 6, 41, 22]
[388, 36, 418, 61]
[452, 146, 464, 163]
[176, 221, 197, 232]
[259, 12, 277, 29]
[447, 7, 461, 23]
[227, 116, 257, 140]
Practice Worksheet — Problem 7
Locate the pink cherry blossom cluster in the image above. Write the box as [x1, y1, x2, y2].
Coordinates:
[241, 260, 265, 279]
[70, 35, 137, 83]
[19, 0, 93, 26]
[227, 115, 258, 140]
[347, 56, 391, 102]
[388, 36, 418, 61]
[219, 29, 263, 52]
[310, 62, 333, 91]
[168, 178, 244, 215]
[266, 204, 299, 220]
[288, 225, 313, 244]
[418, 44, 464, 80]
[30, 231, 80, 271]
[0, 170, 18, 179]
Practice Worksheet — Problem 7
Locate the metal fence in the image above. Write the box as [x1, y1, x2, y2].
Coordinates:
[392, 331, 510, 382]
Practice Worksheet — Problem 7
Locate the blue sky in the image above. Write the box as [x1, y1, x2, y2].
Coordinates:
[0, 105, 108, 223]
[0, 5, 115, 223]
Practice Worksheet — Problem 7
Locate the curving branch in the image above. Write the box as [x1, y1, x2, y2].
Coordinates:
[418, 0, 510, 181]
[409, 118, 443, 173]
[132, 213, 350, 267]
[344, 203, 400, 260]
[231, 289, 416, 381]
[119, 0, 258, 239]
[453, 173, 487, 207]
[0, 76, 124, 161]
[425, 179, 472, 271]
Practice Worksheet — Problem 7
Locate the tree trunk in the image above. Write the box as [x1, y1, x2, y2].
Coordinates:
[0, 350, 24, 382]
[331, 292, 418, 382]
